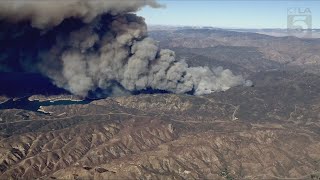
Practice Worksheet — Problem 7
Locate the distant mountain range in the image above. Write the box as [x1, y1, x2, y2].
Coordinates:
[149, 27, 320, 76]
[149, 25, 320, 38]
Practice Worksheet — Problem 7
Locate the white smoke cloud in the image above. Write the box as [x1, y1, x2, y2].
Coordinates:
[0, 0, 251, 97]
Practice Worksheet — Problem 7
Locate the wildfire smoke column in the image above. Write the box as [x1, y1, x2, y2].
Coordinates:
[0, 0, 251, 97]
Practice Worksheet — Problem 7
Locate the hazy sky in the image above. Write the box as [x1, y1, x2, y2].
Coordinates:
[138, 0, 320, 28]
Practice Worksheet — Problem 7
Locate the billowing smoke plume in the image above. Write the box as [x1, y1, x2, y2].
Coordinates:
[0, 0, 252, 97]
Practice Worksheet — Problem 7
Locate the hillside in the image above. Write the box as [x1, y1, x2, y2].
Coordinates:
[1, 71, 320, 179]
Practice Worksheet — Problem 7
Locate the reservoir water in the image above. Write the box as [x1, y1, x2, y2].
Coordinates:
[0, 72, 92, 112]
[0, 97, 92, 112]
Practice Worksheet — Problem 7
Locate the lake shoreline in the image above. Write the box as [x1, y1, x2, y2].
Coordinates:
[0, 96, 92, 112]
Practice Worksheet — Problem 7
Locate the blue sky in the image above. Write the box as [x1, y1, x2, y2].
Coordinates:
[138, 0, 320, 28]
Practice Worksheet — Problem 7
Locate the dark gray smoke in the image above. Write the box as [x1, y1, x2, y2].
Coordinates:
[0, 0, 252, 97]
